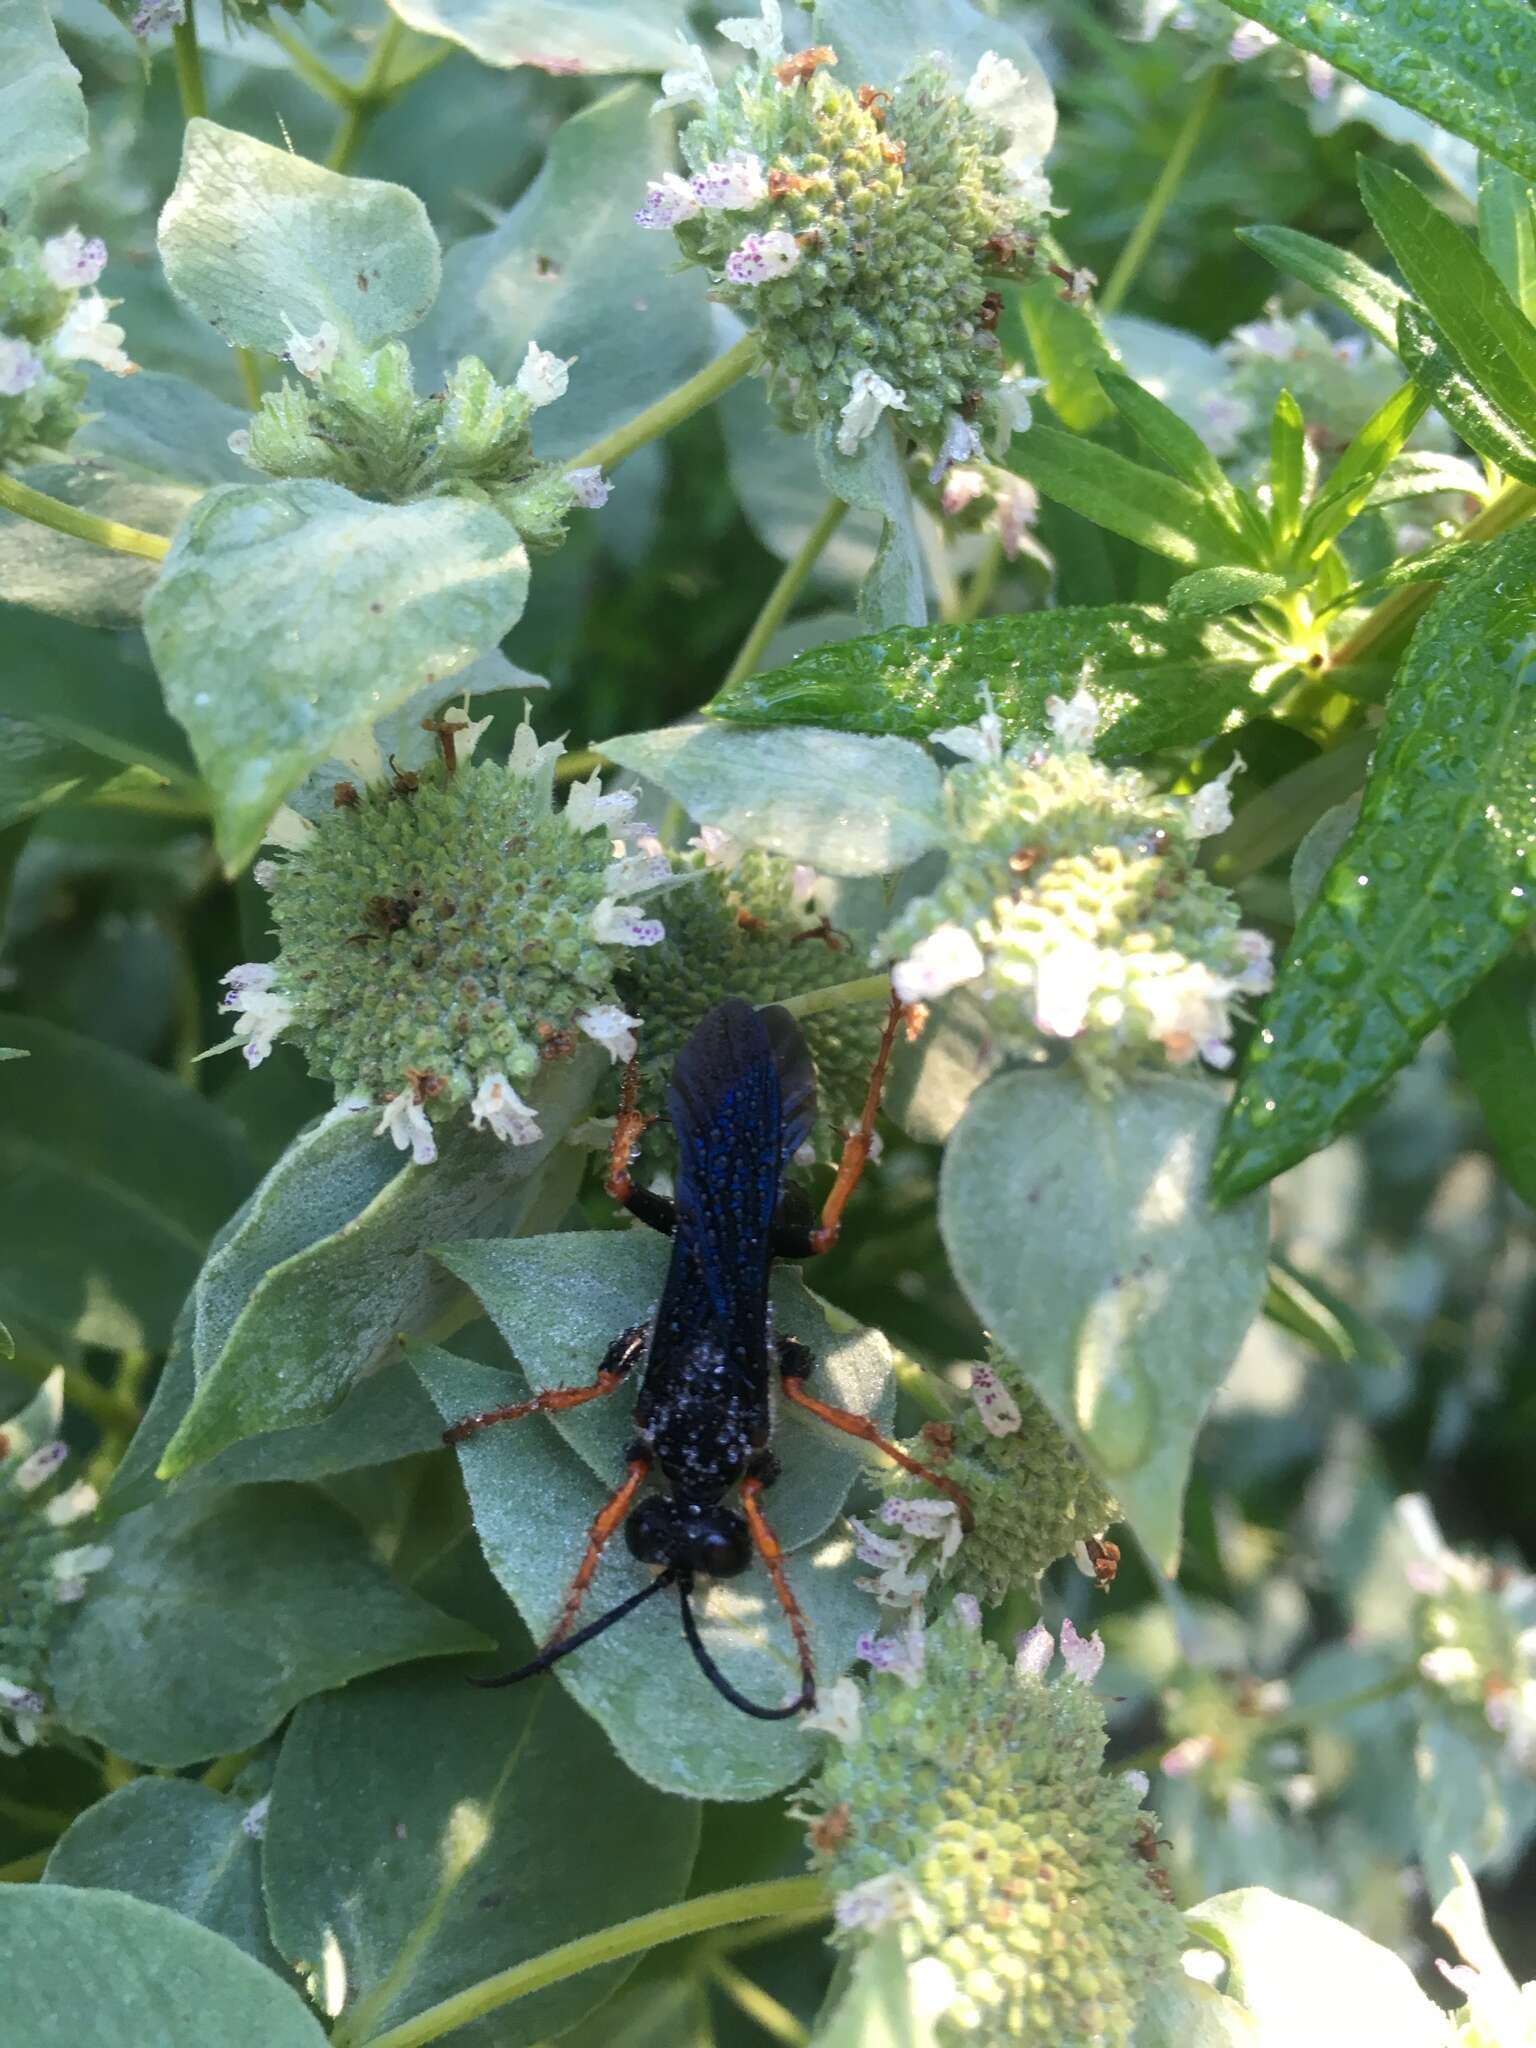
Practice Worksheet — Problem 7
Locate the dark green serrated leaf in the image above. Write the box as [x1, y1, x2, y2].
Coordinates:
[1397, 302, 1536, 487]
[1167, 568, 1290, 619]
[1449, 952, 1536, 1206]
[0, 1888, 328, 2048]
[1010, 426, 1237, 567]
[1361, 160, 1536, 445]
[1479, 160, 1536, 322]
[49, 1482, 489, 1766]
[1236, 226, 1406, 352]
[44, 1778, 282, 1972]
[1227, 1, 1536, 183]
[1213, 528, 1536, 1199]
[705, 608, 1263, 757]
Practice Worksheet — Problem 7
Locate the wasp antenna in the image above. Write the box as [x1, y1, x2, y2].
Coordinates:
[470, 1567, 678, 1690]
[675, 1572, 813, 1722]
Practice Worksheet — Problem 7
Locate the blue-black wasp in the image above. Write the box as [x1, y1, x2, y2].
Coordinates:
[443, 990, 969, 1718]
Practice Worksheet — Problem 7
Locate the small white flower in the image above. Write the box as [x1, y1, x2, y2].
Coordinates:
[790, 863, 817, 906]
[227, 428, 253, 461]
[242, 1794, 271, 1840]
[996, 476, 1040, 559]
[688, 823, 740, 869]
[892, 925, 986, 1004]
[1063, 267, 1096, 305]
[591, 898, 665, 947]
[969, 1364, 1022, 1438]
[220, 962, 276, 998]
[1419, 1646, 1481, 1688]
[44, 1481, 99, 1528]
[508, 706, 567, 783]
[856, 1607, 926, 1686]
[692, 151, 768, 212]
[965, 50, 1027, 116]
[931, 684, 1004, 764]
[470, 1072, 542, 1146]
[12, 1441, 68, 1494]
[0, 1677, 46, 1716]
[1045, 686, 1100, 752]
[1160, 1733, 1216, 1776]
[634, 173, 703, 229]
[1005, 156, 1055, 217]
[566, 465, 611, 508]
[1123, 1768, 1151, 1800]
[881, 1497, 962, 1562]
[605, 850, 672, 895]
[376, 1091, 438, 1166]
[802, 1675, 861, 1742]
[1033, 936, 1106, 1040]
[565, 773, 638, 833]
[1187, 753, 1245, 838]
[53, 293, 133, 374]
[41, 229, 108, 289]
[52, 1542, 112, 1590]
[1304, 54, 1337, 98]
[1233, 929, 1274, 996]
[654, 35, 717, 112]
[941, 467, 986, 516]
[724, 230, 801, 286]
[130, 0, 183, 31]
[252, 861, 280, 890]
[1015, 1622, 1054, 1680]
[264, 804, 316, 850]
[997, 373, 1046, 437]
[850, 1517, 911, 1570]
[1229, 313, 1295, 361]
[718, 0, 784, 59]
[221, 970, 294, 1069]
[835, 366, 908, 455]
[835, 1870, 926, 1932]
[0, 335, 44, 397]
[576, 1006, 641, 1065]
[1228, 18, 1280, 60]
[1059, 1615, 1105, 1683]
[952, 1593, 982, 1631]
[928, 412, 983, 485]
[516, 340, 572, 407]
[280, 316, 339, 379]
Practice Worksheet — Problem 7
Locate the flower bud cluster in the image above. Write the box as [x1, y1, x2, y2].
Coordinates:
[611, 835, 882, 1167]
[801, 1611, 1182, 2046]
[878, 692, 1274, 1090]
[1126, 1, 1338, 101]
[872, 1345, 1118, 1608]
[0, 227, 133, 466]
[216, 708, 668, 1166]
[1218, 307, 1450, 468]
[1399, 1496, 1536, 1774]
[637, 3, 1057, 465]
[0, 1374, 111, 1753]
[236, 336, 608, 546]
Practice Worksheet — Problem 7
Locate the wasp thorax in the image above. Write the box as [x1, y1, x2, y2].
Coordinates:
[802, 1613, 1183, 2045]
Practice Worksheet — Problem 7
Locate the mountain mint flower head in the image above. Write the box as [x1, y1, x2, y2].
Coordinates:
[801, 1610, 1182, 2044]
[0, 226, 133, 466]
[239, 340, 607, 547]
[876, 1344, 1119, 1607]
[1124, 0, 1337, 100]
[877, 690, 1273, 1090]
[0, 1372, 111, 1753]
[213, 707, 670, 1162]
[635, 8, 1059, 462]
[1399, 1495, 1536, 1773]
[611, 843, 883, 1167]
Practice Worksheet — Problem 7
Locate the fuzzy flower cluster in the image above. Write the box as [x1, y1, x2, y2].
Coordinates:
[0, 1374, 111, 1753]
[233, 335, 609, 546]
[636, 2, 1061, 469]
[1400, 1495, 1536, 1775]
[610, 835, 882, 1168]
[868, 1346, 1119, 1609]
[0, 227, 133, 466]
[1126, 1, 1338, 101]
[217, 707, 668, 1166]
[1155, 1665, 1292, 1799]
[800, 1610, 1182, 2046]
[877, 691, 1273, 1091]
[104, 0, 301, 40]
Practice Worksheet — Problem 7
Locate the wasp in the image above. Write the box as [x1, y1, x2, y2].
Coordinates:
[444, 993, 967, 1717]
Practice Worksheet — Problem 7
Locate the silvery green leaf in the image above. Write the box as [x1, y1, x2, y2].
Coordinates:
[1186, 1888, 1451, 2046]
[811, 1928, 946, 2048]
[72, 370, 251, 490]
[45, 1778, 281, 1972]
[0, 1889, 328, 2048]
[1132, 1974, 1259, 2047]
[158, 1052, 595, 1479]
[602, 719, 944, 877]
[884, 989, 1004, 1144]
[384, 0, 692, 74]
[0, 465, 194, 627]
[417, 1349, 879, 1799]
[1415, 1710, 1536, 1900]
[940, 1070, 1268, 1572]
[419, 85, 713, 463]
[158, 120, 441, 356]
[143, 480, 529, 872]
[812, 418, 925, 631]
[435, 1230, 893, 1550]
[0, 0, 89, 216]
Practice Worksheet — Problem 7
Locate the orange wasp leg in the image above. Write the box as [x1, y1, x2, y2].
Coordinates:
[442, 1324, 647, 1446]
[809, 988, 909, 1255]
[780, 1365, 973, 1529]
[741, 1474, 817, 1710]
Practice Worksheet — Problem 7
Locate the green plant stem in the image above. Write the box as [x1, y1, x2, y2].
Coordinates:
[1100, 67, 1227, 316]
[891, 1352, 956, 1420]
[199, 1749, 255, 1793]
[566, 335, 761, 476]
[774, 973, 892, 1021]
[1206, 728, 1375, 884]
[354, 1877, 830, 2048]
[1267, 1666, 1418, 1737]
[0, 473, 170, 561]
[169, 0, 207, 119]
[326, 16, 409, 173]
[0, 1849, 48, 1883]
[555, 747, 608, 785]
[3, 1345, 139, 1434]
[706, 1959, 810, 2048]
[722, 498, 848, 689]
[260, 19, 357, 106]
